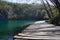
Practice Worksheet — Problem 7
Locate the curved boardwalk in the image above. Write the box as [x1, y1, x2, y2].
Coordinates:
[14, 21, 60, 40]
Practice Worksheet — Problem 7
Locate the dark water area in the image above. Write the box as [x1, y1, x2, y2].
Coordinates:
[0, 20, 36, 40]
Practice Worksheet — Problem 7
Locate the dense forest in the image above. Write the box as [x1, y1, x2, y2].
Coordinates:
[0, 0, 58, 21]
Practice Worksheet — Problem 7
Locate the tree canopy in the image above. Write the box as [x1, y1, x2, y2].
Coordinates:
[0, 0, 59, 22]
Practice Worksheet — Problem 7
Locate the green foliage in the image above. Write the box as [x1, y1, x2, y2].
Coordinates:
[0, 1, 59, 20]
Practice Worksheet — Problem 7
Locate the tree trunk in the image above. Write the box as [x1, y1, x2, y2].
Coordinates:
[41, 0, 52, 19]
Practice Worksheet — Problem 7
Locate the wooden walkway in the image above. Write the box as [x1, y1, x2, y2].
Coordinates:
[14, 21, 60, 40]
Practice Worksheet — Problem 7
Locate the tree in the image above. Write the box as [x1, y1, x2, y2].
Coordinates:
[50, 0, 60, 25]
[41, 0, 52, 19]
[45, 0, 53, 18]
[50, 0, 60, 15]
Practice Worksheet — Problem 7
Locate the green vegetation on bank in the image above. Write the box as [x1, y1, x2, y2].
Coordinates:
[0, 0, 60, 25]
[0, 0, 58, 20]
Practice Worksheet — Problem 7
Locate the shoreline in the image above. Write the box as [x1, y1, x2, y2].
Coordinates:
[13, 24, 31, 35]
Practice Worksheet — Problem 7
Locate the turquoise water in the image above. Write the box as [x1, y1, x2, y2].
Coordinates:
[0, 20, 36, 40]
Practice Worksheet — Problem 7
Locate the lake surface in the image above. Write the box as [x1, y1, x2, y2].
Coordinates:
[0, 20, 36, 40]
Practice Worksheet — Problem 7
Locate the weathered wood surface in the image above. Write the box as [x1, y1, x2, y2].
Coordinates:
[14, 21, 60, 40]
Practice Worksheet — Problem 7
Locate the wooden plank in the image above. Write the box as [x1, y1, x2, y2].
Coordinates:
[14, 35, 60, 39]
[25, 24, 55, 30]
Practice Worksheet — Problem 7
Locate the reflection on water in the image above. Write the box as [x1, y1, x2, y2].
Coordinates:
[0, 20, 35, 40]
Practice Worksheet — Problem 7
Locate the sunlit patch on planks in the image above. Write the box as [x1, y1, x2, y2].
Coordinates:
[14, 21, 60, 40]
